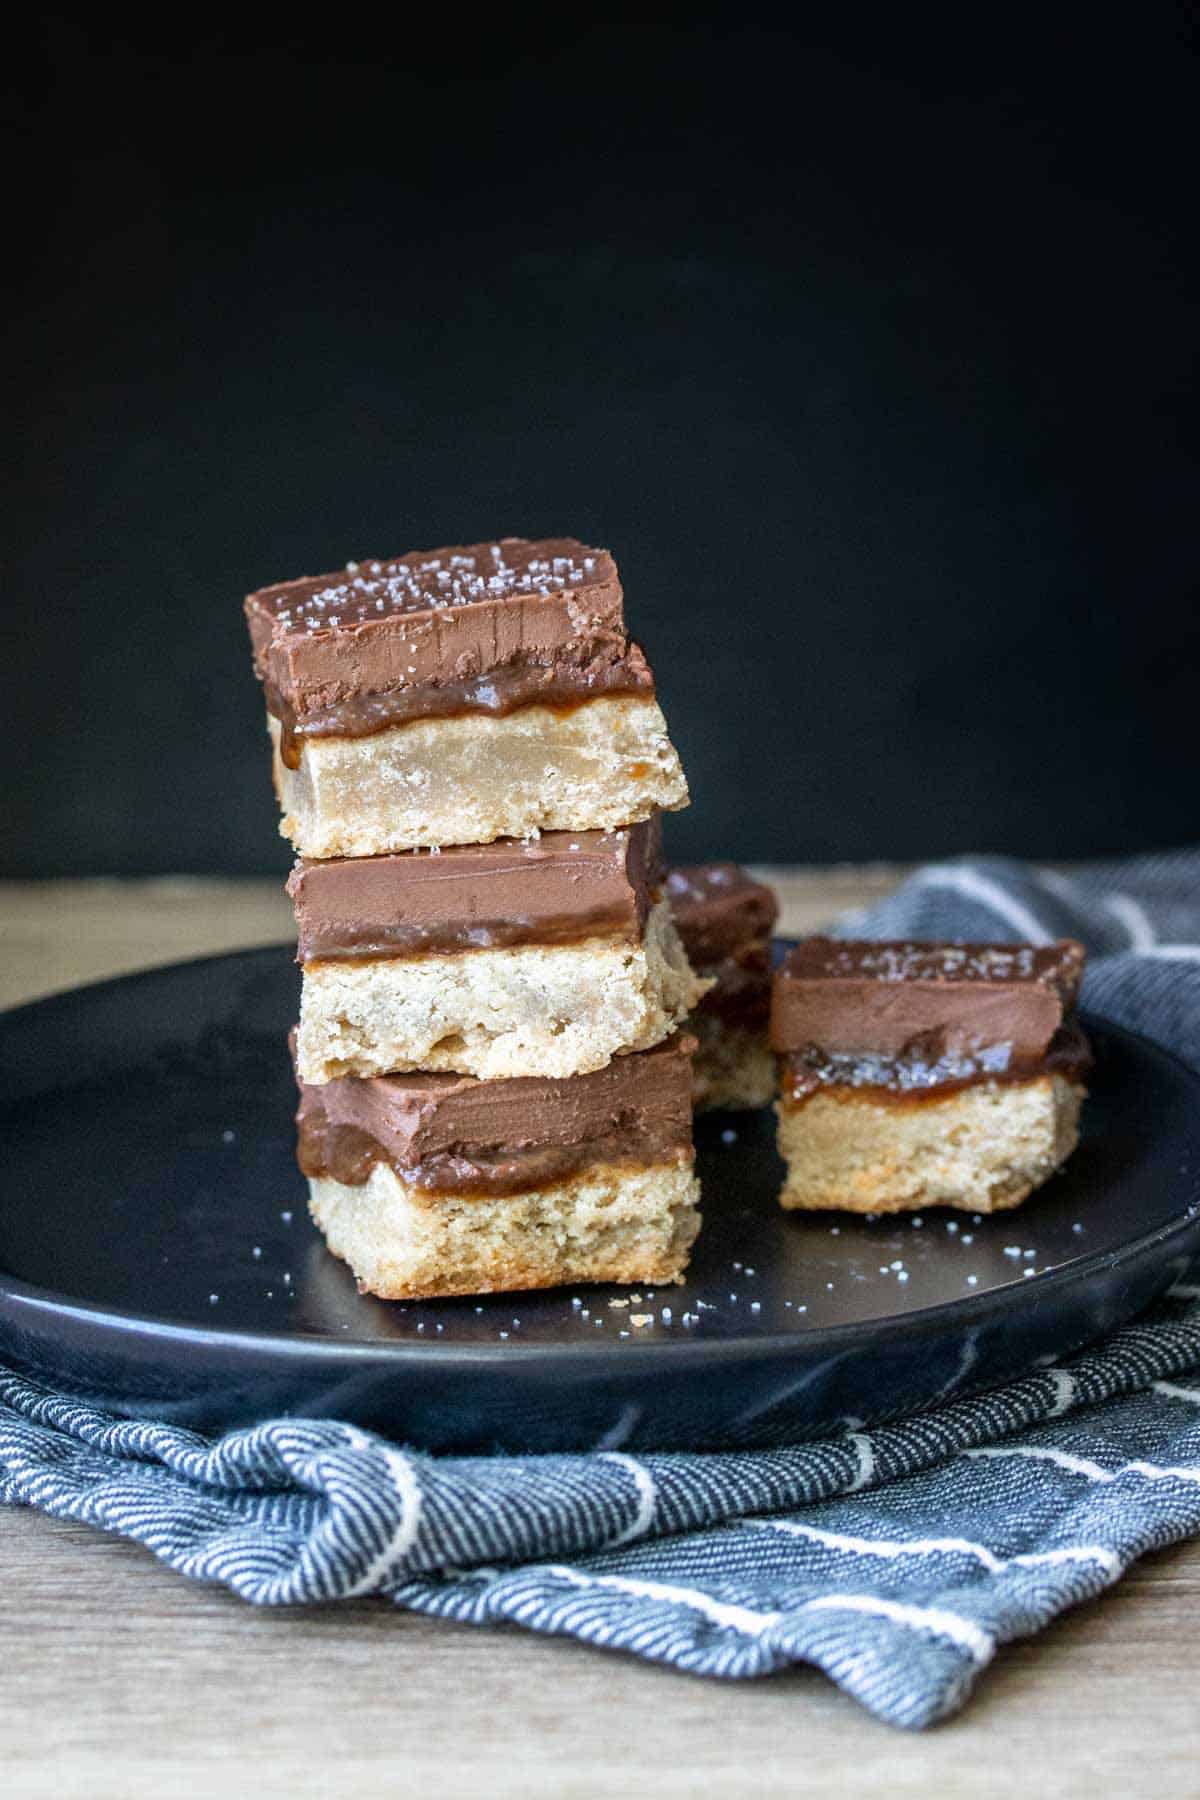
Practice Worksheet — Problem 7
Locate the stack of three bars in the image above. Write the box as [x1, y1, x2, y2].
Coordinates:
[245, 537, 709, 1298]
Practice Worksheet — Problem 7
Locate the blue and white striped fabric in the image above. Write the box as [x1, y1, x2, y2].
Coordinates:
[3, 850, 1200, 1729]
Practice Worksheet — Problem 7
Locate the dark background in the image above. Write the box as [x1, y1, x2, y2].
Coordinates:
[7, 11, 1198, 876]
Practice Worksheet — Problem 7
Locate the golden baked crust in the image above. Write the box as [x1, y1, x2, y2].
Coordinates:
[296, 901, 708, 1083]
[268, 696, 688, 859]
[307, 1158, 701, 1299]
[775, 1074, 1085, 1214]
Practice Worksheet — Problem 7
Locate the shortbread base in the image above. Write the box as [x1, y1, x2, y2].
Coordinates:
[296, 900, 707, 1082]
[269, 696, 689, 858]
[776, 1074, 1085, 1214]
[690, 1013, 777, 1112]
[307, 1158, 701, 1299]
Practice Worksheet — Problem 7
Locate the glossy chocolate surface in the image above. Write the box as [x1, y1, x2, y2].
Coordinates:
[290, 819, 664, 962]
[245, 537, 654, 760]
[772, 937, 1086, 1058]
[295, 1033, 696, 1196]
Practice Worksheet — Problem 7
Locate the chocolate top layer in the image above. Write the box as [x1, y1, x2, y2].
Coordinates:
[245, 537, 654, 756]
[295, 1032, 695, 1196]
[666, 863, 779, 966]
[289, 818, 664, 961]
[249, 538, 619, 639]
[771, 937, 1086, 1060]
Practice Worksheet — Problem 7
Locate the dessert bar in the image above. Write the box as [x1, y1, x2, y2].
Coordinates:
[290, 820, 706, 1082]
[771, 937, 1090, 1213]
[296, 1033, 701, 1298]
[246, 537, 688, 857]
[666, 862, 778, 1109]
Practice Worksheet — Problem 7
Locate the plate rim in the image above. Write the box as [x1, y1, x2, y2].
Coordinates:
[1, 945, 1198, 1373]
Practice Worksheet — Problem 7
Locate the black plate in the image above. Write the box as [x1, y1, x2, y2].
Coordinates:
[1, 945, 1198, 1452]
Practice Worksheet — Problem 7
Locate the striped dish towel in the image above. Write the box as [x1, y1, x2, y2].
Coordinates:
[3, 850, 1200, 1730]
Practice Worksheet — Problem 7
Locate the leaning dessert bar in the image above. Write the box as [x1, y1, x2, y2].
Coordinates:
[771, 937, 1091, 1214]
[667, 861, 778, 1110]
[245, 537, 689, 857]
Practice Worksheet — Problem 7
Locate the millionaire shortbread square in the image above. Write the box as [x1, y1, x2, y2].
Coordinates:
[244, 537, 688, 857]
[290, 819, 708, 1082]
[771, 937, 1091, 1214]
[295, 1033, 700, 1298]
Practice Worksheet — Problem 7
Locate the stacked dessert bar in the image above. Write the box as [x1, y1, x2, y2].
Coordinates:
[245, 537, 707, 1298]
[667, 862, 779, 1110]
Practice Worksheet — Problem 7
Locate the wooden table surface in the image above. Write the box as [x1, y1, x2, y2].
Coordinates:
[2, 874, 1197, 1798]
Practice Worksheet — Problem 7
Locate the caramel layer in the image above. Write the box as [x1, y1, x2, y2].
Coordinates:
[298, 1121, 690, 1197]
[780, 1020, 1093, 1107]
[268, 651, 654, 768]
